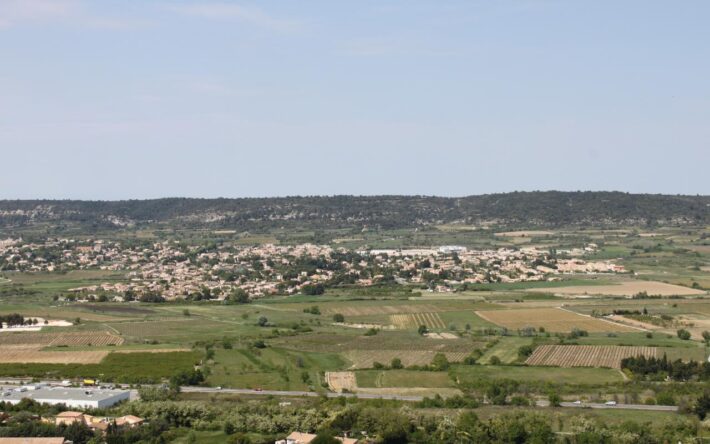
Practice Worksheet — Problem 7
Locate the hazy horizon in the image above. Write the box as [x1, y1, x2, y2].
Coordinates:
[1, 190, 709, 202]
[1, 1, 708, 199]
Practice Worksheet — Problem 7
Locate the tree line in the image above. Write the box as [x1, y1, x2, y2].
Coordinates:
[2, 192, 707, 231]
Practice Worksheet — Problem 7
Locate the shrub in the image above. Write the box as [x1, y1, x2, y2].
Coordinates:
[517, 345, 534, 359]
[364, 328, 379, 336]
[548, 391, 561, 407]
[431, 353, 450, 371]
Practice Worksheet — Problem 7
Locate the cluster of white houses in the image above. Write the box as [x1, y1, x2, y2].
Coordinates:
[2, 237, 625, 301]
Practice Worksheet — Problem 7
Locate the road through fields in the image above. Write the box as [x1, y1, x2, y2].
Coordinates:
[0, 380, 679, 412]
[180, 386, 678, 411]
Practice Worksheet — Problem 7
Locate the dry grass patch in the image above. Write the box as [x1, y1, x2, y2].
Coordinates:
[675, 314, 710, 340]
[325, 371, 357, 392]
[607, 315, 657, 331]
[533, 281, 706, 297]
[526, 345, 657, 369]
[476, 308, 637, 333]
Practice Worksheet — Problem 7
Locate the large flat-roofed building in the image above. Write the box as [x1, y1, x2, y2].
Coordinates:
[1, 387, 130, 409]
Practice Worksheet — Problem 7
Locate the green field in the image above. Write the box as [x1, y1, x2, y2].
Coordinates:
[479, 337, 534, 364]
[0, 351, 201, 383]
[207, 347, 345, 391]
[452, 365, 624, 385]
[355, 370, 453, 388]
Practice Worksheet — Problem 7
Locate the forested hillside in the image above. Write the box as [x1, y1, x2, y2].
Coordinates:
[0, 192, 707, 231]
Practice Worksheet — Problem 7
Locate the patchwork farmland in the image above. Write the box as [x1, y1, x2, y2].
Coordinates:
[526, 345, 657, 368]
[0, 331, 124, 364]
[476, 308, 638, 333]
[390, 312, 446, 329]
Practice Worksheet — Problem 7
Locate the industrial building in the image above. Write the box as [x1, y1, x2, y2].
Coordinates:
[1, 386, 130, 409]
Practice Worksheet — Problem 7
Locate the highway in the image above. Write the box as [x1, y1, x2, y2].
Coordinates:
[0, 379, 678, 412]
[179, 386, 424, 401]
[540, 400, 677, 412]
[180, 386, 679, 411]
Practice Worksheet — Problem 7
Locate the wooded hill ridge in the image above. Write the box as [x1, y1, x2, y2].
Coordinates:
[0, 192, 708, 230]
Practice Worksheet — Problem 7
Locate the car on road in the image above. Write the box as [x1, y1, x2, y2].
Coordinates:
[573, 400, 582, 405]
[604, 401, 617, 406]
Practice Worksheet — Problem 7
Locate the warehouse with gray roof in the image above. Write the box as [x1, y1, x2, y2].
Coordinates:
[1, 386, 129, 408]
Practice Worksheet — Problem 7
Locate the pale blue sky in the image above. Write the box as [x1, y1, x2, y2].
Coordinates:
[1, 1, 708, 199]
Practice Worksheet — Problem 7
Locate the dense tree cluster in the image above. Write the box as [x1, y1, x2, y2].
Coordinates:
[0, 419, 96, 444]
[1, 192, 707, 232]
[1, 394, 704, 444]
[112, 398, 701, 443]
[0, 313, 37, 327]
[169, 369, 206, 388]
[621, 355, 710, 381]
